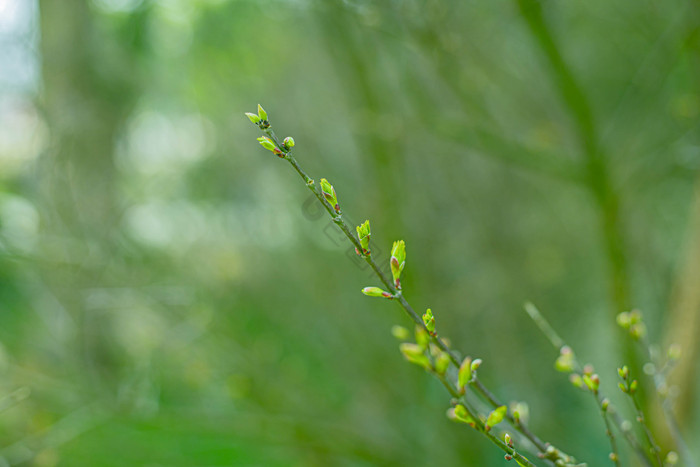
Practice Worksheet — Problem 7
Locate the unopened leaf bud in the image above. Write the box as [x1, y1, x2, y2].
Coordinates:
[257, 136, 276, 151]
[630, 322, 647, 340]
[361, 286, 392, 299]
[618, 365, 629, 380]
[245, 112, 261, 124]
[257, 104, 268, 121]
[583, 374, 599, 393]
[510, 402, 529, 425]
[609, 453, 618, 462]
[435, 352, 451, 375]
[390, 240, 406, 288]
[485, 405, 507, 431]
[555, 348, 575, 373]
[629, 309, 642, 324]
[422, 308, 436, 335]
[583, 364, 594, 376]
[450, 404, 475, 426]
[601, 398, 610, 411]
[415, 326, 430, 349]
[569, 374, 584, 388]
[629, 379, 638, 394]
[458, 356, 473, 389]
[471, 358, 482, 372]
[555, 354, 574, 373]
[356, 220, 371, 255]
[320, 178, 341, 213]
[616, 312, 631, 329]
[504, 454, 513, 461]
[399, 343, 430, 369]
[391, 325, 410, 341]
[504, 433, 513, 447]
[283, 136, 295, 149]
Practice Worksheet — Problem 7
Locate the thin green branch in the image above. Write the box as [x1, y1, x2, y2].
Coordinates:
[524, 302, 564, 350]
[600, 402, 621, 467]
[249, 112, 582, 465]
[629, 392, 662, 466]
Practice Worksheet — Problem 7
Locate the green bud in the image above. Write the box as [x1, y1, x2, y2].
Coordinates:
[629, 379, 638, 394]
[458, 356, 473, 389]
[504, 433, 513, 447]
[391, 325, 410, 341]
[257, 136, 277, 151]
[609, 453, 618, 462]
[356, 220, 371, 254]
[422, 308, 436, 335]
[601, 398, 610, 411]
[415, 325, 430, 349]
[616, 312, 631, 329]
[629, 309, 642, 324]
[283, 136, 295, 149]
[510, 401, 529, 425]
[320, 178, 340, 213]
[245, 112, 261, 124]
[618, 382, 628, 393]
[485, 405, 507, 431]
[471, 358, 482, 372]
[361, 286, 392, 299]
[435, 352, 451, 375]
[399, 343, 430, 369]
[630, 322, 647, 340]
[583, 374, 599, 393]
[390, 240, 406, 288]
[569, 374, 583, 388]
[257, 104, 268, 121]
[555, 347, 575, 373]
[617, 365, 629, 380]
[449, 405, 475, 426]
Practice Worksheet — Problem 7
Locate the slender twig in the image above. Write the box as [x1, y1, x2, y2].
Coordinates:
[600, 401, 621, 467]
[629, 392, 662, 466]
[250, 116, 581, 465]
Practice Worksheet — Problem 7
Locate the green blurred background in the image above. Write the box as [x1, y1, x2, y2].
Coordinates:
[0, 0, 699, 465]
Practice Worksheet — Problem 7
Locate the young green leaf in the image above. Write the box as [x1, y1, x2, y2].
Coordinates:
[422, 308, 436, 335]
[435, 351, 451, 375]
[485, 405, 507, 431]
[458, 356, 473, 389]
[356, 220, 371, 254]
[320, 178, 340, 213]
[257, 104, 268, 121]
[390, 240, 406, 288]
[245, 112, 261, 124]
[257, 136, 276, 151]
[399, 343, 430, 369]
[361, 286, 392, 299]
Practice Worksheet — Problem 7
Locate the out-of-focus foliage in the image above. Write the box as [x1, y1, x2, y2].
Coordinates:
[0, 0, 698, 465]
